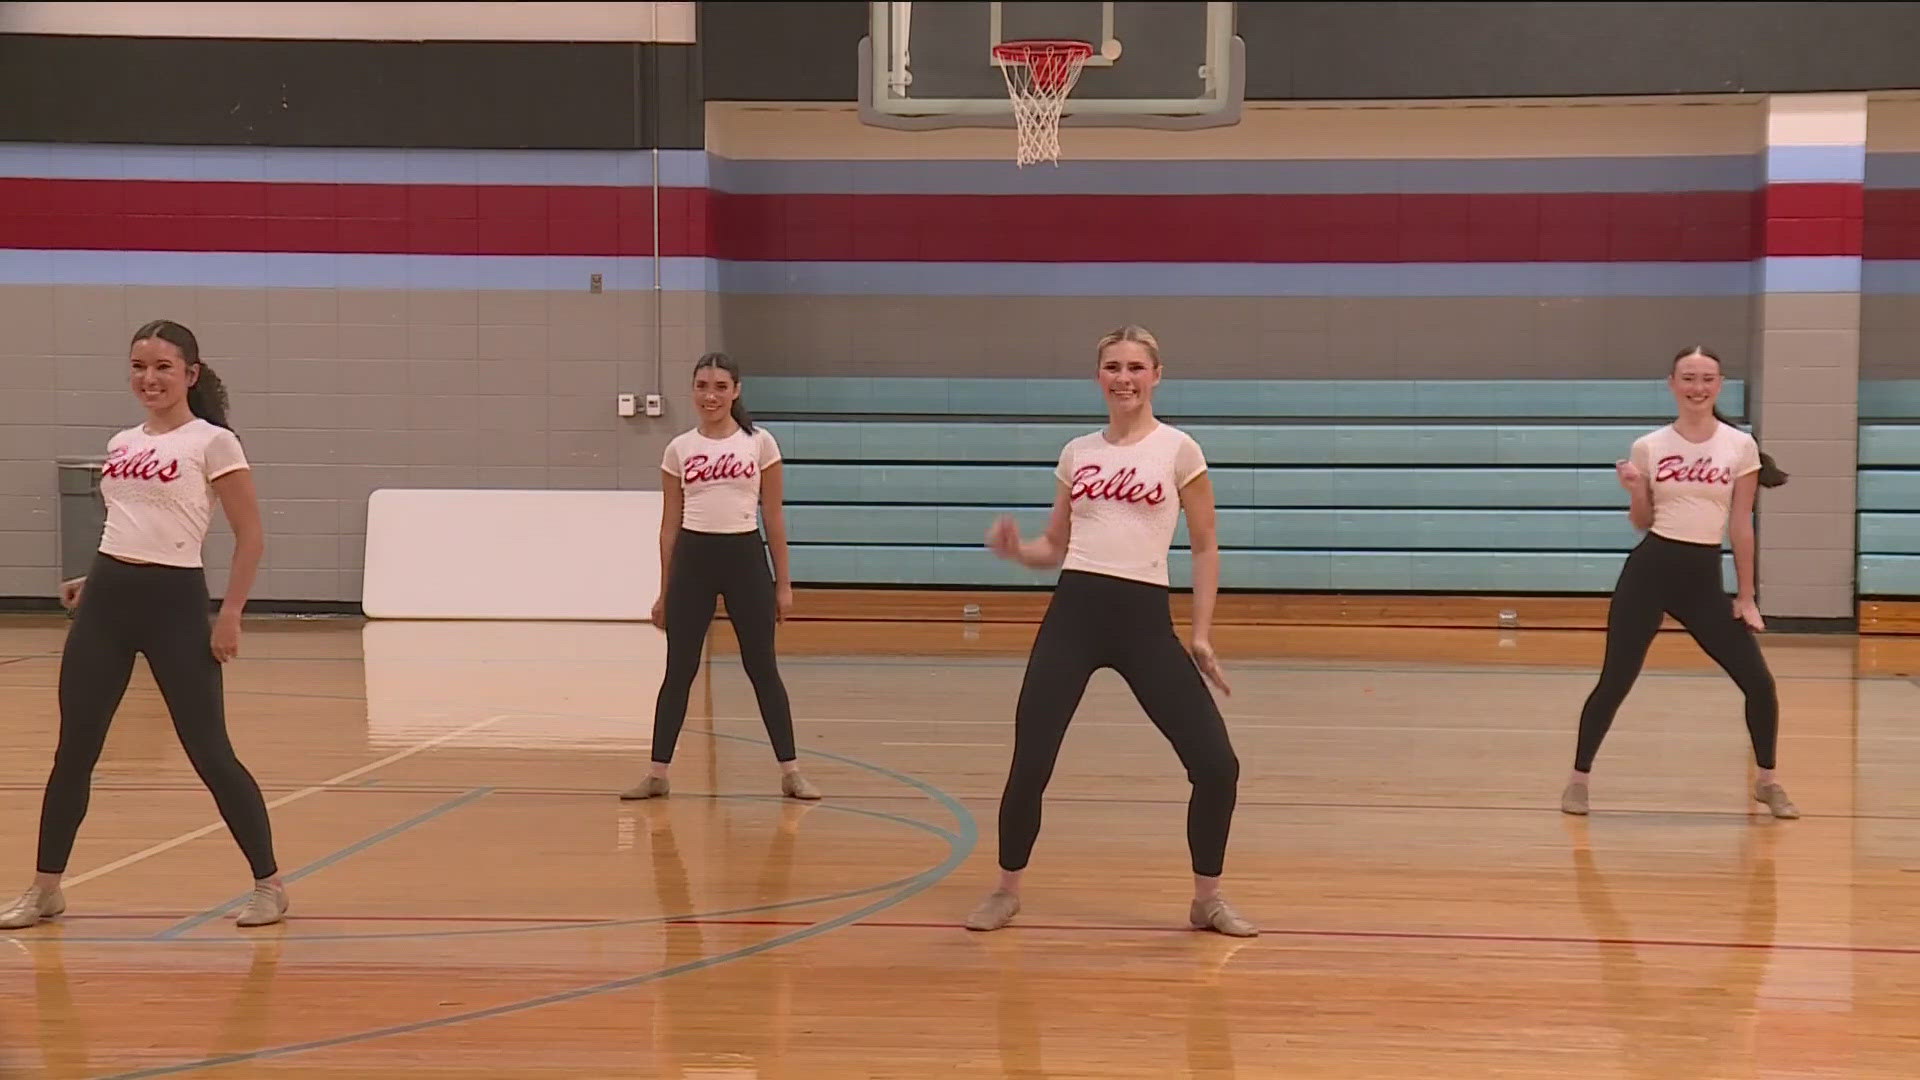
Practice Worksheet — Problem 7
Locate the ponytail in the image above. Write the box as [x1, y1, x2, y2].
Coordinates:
[131, 318, 234, 431]
[187, 361, 232, 431]
[694, 351, 754, 434]
[1711, 406, 1788, 488]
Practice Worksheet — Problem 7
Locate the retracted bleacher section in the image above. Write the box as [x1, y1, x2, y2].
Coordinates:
[752, 378, 1741, 595]
[1858, 381, 1920, 598]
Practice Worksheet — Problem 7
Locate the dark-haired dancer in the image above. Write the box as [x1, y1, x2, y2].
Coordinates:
[621, 353, 819, 802]
[964, 325, 1253, 937]
[2, 320, 285, 930]
[1562, 346, 1797, 819]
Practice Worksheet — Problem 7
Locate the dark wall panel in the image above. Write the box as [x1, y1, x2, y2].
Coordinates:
[647, 39, 705, 150]
[696, 1, 1920, 103]
[0, 34, 699, 149]
[699, 2, 870, 103]
[1241, 2, 1920, 100]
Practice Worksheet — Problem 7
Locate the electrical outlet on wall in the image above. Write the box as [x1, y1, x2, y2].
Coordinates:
[644, 394, 664, 417]
[616, 393, 636, 418]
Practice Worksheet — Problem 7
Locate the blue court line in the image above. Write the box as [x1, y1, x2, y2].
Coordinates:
[34, 649, 1860, 684]
[150, 788, 492, 941]
[56, 872, 926, 948]
[92, 734, 976, 1079]
[60, 795, 957, 945]
[97, 870, 962, 1079]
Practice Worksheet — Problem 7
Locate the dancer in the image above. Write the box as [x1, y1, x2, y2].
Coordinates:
[1562, 346, 1796, 818]
[1, 320, 286, 930]
[964, 325, 1253, 937]
[621, 353, 819, 802]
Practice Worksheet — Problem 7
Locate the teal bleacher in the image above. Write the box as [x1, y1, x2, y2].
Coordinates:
[752, 377, 1741, 594]
[1858, 381, 1920, 597]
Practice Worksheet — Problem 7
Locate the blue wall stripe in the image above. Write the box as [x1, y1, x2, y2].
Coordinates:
[1760, 256, 1863, 293]
[713, 260, 1760, 298]
[4, 143, 1915, 195]
[0, 250, 718, 291]
[1764, 145, 1867, 183]
[1866, 152, 1920, 188]
[0, 144, 711, 187]
[1, 250, 1907, 296]
[705, 154, 1765, 196]
[1864, 261, 1920, 295]
[0, 251, 1767, 296]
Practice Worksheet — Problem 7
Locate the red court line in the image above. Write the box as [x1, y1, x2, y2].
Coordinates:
[48, 914, 1920, 957]
[63, 913, 605, 925]
[670, 917, 1920, 957]
[4, 782, 1913, 821]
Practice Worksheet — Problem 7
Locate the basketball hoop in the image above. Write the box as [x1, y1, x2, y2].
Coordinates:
[992, 40, 1094, 167]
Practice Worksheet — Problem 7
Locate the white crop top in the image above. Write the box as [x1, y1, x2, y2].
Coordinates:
[97, 418, 250, 569]
[1056, 423, 1208, 588]
[662, 426, 782, 534]
[1628, 421, 1761, 546]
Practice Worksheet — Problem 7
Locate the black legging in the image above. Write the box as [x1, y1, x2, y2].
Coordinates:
[38, 553, 279, 880]
[1574, 532, 1779, 773]
[651, 528, 796, 764]
[997, 569, 1240, 877]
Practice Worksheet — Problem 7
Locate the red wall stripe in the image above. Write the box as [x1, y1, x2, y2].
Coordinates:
[1765, 182, 1864, 220]
[1, 177, 1910, 260]
[0, 179, 703, 257]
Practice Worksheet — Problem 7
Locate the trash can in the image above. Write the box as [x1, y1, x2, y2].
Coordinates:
[55, 456, 107, 583]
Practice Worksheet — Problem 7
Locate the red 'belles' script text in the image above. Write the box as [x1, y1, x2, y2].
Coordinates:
[1071, 464, 1165, 505]
[104, 447, 181, 483]
[1655, 455, 1733, 485]
[684, 453, 756, 485]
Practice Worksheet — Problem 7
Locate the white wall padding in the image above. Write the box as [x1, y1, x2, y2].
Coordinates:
[362, 488, 664, 620]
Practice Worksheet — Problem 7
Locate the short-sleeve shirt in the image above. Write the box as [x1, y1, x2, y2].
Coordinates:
[1628, 421, 1761, 546]
[662, 426, 782, 534]
[97, 418, 250, 568]
[1056, 423, 1208, 587]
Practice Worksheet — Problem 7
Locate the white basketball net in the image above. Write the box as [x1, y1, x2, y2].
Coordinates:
[995, 43, 1093, 167]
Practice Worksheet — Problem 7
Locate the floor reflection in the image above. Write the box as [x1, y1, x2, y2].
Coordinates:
[362, 620, 667, 752]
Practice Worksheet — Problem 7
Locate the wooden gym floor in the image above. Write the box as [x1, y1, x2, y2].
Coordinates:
[0, 610, 1916, 1078]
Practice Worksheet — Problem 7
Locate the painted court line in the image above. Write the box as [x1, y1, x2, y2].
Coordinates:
[89, 721, 979, 1078]
[703, 712, 1878, 741]
[9, 777, 1907, 823]
[881, 741, 1004, 748]
[63, 912, 607, 925]
[59, 873, 925, 948]
[153, 788, 493, 940]
[674, 917, 1920, 958]
[50, 792, 960, 946]
[61, 714, 508, 890]
[97, 874, 960, 1080]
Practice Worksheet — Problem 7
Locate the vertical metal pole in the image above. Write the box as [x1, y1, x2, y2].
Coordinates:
[653, 145, 663, 394]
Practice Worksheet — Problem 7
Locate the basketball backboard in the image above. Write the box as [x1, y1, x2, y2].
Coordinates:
[858, 1, 1244, 130]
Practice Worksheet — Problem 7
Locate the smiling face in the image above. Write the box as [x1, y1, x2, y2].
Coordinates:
[692, 363, 739, 426]
[1097, 339, 1161, 416]
[129, 335, 197, 415]
[1669, 349, 1724, 421]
